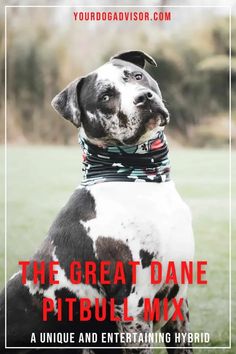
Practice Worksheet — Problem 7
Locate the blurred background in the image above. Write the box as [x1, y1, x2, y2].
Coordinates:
[0, 0, 235, 352]
[1, 0, 235, 146]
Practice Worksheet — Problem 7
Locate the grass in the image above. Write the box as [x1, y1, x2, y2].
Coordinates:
[0, 145, 235, 353]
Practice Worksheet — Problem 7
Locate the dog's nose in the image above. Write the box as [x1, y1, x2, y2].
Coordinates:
[133, 91, 153, 106]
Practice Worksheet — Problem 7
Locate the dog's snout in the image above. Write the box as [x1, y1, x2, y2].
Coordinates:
[134, 91, 153, 107]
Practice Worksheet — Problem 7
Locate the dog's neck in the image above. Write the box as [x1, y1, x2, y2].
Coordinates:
[79, 131, 171, 186]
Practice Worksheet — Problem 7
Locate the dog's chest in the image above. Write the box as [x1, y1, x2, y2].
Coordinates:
[81, 181, 194, 264]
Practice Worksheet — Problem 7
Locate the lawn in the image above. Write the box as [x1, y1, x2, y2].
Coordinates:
[0, 145, 235, 353]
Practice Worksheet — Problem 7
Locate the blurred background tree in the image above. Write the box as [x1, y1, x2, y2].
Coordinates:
[1, 4, 235, 147]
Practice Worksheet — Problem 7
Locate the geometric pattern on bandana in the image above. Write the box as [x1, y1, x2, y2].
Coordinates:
[79, 131, 171, 186]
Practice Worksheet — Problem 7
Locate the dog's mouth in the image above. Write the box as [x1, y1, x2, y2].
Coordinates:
[146, 109, 170, 129]
[122, 109, 169, 146]
[141, 107, 170, 137]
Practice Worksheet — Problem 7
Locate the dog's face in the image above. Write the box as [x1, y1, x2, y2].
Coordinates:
[52, 51, 169, 146]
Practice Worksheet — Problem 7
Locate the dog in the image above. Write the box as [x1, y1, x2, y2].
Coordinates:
[0, 50, 194, 354]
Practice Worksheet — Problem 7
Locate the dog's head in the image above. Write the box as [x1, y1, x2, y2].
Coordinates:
[52, 50, 169, 146]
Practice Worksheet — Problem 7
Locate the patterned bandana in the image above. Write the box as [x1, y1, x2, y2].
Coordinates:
[79, 131, 171, 186]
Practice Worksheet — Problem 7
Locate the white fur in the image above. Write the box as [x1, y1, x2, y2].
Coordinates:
[81, 181, 194, 325]
[95, 62, 162, 118]
[9, 271, 21, 281]
[96, 63, 144, 117]
[25, 248, 103, 312]
[86, 110, 96, 121]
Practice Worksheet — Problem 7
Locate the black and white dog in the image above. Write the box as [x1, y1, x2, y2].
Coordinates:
[0, 51, 194, 353]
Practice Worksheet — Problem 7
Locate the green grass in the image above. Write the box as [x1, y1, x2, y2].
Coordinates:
[0, 145, 235, 353]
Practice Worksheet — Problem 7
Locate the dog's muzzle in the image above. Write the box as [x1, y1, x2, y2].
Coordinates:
[133, 90, 170, 127]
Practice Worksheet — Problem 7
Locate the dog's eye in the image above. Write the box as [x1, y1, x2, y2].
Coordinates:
[135, 73, 143, 80]
[102, 95, 110, 102]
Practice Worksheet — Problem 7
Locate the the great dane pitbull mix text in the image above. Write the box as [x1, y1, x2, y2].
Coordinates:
[0, 51, 194, 354]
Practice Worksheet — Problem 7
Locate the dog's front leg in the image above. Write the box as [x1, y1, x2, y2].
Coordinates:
[161, 298, 193, 354]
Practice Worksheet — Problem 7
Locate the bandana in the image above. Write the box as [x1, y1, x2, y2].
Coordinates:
[79, 131, 171, 186]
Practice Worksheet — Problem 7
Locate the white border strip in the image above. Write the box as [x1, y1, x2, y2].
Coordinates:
[4, 4, 8, 351]
[5, 5, 232, 8]
[3, 347, 233, 350]
[5, 4, 231, 9]
[4, 4, 232, 350]
[228, 5, 232, 350]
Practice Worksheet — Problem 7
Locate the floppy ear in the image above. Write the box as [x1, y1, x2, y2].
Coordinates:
[110, 50, 157, 68]
[51, 77, 84, 127]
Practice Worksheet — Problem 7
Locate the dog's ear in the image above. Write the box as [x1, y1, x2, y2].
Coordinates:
[51, 77, 84, 127]
[110, 50, 157, 68]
